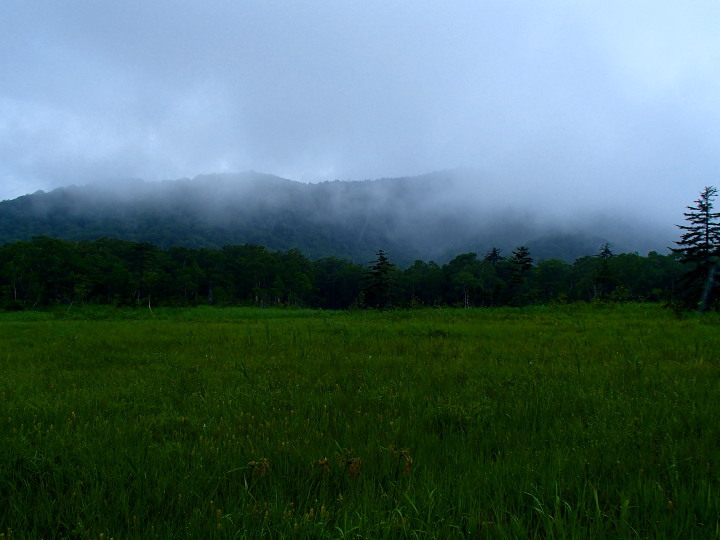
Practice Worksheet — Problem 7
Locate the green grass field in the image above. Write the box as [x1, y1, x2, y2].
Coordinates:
[1, 304, 719, 538]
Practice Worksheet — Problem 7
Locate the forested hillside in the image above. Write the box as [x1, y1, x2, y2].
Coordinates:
[0, 171, 668, 264]
[0, 237, 682, 310]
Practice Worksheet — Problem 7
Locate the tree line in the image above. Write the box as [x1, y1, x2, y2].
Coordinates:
[0, 236, 685, 311]
[2, 185, 719, 312]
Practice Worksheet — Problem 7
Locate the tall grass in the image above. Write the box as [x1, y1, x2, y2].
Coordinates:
[1, 304, 719, 538]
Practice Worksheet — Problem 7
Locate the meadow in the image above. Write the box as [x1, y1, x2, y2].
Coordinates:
[1, 304, 719, 538]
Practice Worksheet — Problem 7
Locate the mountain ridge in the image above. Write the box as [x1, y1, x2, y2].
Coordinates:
[0, 170, 670, 264]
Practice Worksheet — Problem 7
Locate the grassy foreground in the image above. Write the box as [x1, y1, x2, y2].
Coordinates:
[1, 304, 719, 538]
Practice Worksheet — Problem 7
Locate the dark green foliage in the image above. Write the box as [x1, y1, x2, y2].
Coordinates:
[534, 258, 572, 302]
[362, 250, 397, 309]
[0, 236, 684, 309]
[398, 259, 444, 307]
[507, 246, 534, 305]
[509, 246, 533, 271]
[483, 246, 503, 265]
[593, 243, 618, 299]
[3, 299, 25, 311]
[312, 257, 364, 309]
[671, 186, 720, 311]
[443, 253, 500, 307]
[598, 242, 613, 259]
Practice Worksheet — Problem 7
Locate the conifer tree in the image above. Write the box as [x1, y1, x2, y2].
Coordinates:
[509, 246, 533, 280]
[593, 243, 617, 299]
[598, 243, 613, 260]
[671, 186, 720, 311]
[362, 250, 396, 309]
[507, 246, 534, 305]
[483, 247, 504, 265]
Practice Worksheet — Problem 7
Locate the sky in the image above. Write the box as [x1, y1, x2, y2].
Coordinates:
[2, 1, 720, 229]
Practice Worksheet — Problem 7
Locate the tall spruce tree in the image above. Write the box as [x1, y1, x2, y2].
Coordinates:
[362, 250, 396, 309]
[507, 246, 534, 305]
[671, 186, 720, 311]
[598, 243, 613, 260]
[483, 247, 504, 265]
[593, 243, 617, 299]
[509, 246, 533, 281]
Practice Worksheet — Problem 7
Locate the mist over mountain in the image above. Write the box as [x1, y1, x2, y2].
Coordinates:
[0, 170, 672, 265]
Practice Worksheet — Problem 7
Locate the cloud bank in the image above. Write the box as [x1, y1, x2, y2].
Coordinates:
[2, 1, 719, 232]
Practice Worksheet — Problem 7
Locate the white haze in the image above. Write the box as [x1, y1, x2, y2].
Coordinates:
[2, 1, 720, 237]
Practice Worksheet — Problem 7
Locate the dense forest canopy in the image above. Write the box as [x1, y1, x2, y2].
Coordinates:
[0, 171, 671, 265]
[0, 236, 682, 310]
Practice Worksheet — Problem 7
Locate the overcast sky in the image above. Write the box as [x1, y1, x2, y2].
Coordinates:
[2, 1, 720, 226]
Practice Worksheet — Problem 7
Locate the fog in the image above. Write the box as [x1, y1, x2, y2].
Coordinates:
[2, 1, 720, 236]
[0, 170, 674, 264]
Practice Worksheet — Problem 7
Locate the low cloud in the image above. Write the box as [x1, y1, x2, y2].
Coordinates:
[0, 0, 717, 237]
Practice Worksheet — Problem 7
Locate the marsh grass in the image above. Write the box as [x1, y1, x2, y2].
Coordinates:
[1, 304, 719, 538]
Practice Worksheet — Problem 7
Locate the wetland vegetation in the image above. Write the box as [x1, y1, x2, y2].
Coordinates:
[1, 304, 719, 538]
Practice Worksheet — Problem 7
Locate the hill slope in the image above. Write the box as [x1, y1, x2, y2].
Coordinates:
[0, 170, 669, 263]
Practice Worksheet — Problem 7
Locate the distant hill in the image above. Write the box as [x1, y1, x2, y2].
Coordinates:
[0, 170, 670, 264]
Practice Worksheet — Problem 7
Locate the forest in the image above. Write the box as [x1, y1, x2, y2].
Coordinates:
[0, 171, 668, 264]
[0, 236, 683, 310]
